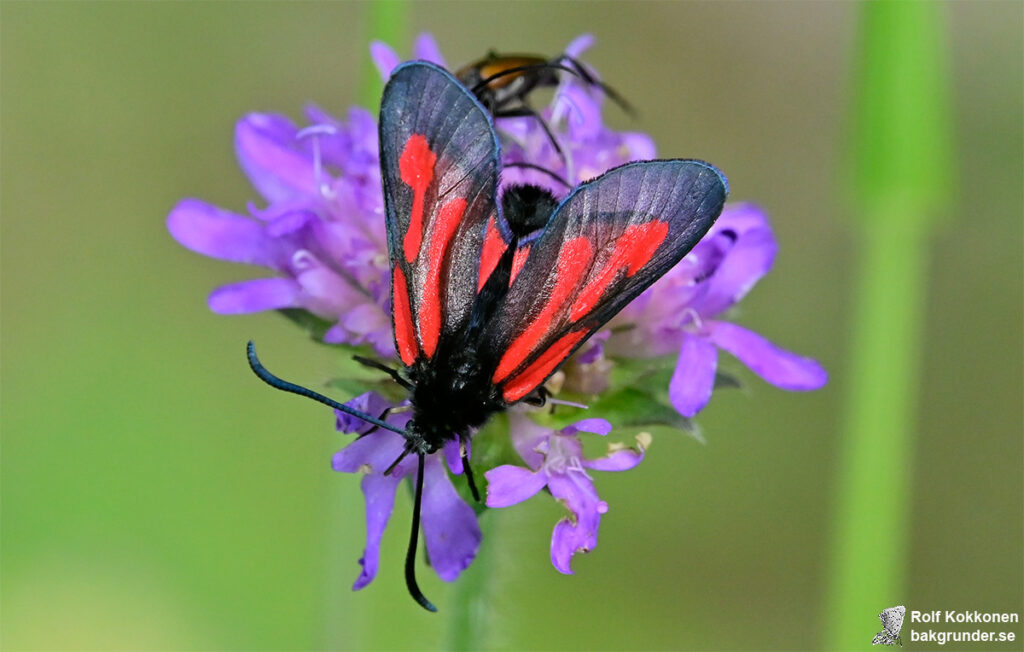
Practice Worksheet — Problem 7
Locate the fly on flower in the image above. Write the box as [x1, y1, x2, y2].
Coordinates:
[247, 61, 728, 611]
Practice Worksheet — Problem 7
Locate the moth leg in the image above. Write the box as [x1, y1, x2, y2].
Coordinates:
[555, 54, 636, 117]
[357, 406, 414, 440]
[460, 440, 481, 503]
[522, 386, 550, 408]
[352, 354, 414, 390]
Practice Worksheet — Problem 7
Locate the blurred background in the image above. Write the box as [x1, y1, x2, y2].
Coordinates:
[2, 2, 1020, 650]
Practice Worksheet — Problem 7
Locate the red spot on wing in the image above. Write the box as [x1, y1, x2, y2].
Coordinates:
[398, 134, 436, 263]
[392, 266, 418, 366]
[510, 245, 531, 286]
[569, 221, 669, 321]
[419, 198, 467, 358]
[477, 215, 506, 291]
[492, 236, 594, 383]
[502, 330, 588, 402]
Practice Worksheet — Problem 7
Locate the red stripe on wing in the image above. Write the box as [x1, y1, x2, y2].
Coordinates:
[492, 236, 594, 383]
[477, 215, 506, 291]
[392, 266, 418, 365]
[398, 134, 436, 263]
[502, 330, 588, 402]
[569, 221, 669, 320]
[419, 198, 468, 358]
[510, 245, 531, 286]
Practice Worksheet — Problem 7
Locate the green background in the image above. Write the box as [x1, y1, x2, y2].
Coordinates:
[2, 2, 1020, 650]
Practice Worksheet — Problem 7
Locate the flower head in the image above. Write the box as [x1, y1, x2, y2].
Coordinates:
[169, 32, 826, 594]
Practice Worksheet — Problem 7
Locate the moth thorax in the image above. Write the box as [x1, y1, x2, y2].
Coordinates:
[501, 184, 559, 237]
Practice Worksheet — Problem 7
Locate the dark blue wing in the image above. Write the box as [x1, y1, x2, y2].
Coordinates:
[480, 160, 728, 402]
[379, 61, 501, 366]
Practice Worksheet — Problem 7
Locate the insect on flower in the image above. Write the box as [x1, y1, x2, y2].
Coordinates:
[247, 61, 728, 611]
[456, 44, 634, 162]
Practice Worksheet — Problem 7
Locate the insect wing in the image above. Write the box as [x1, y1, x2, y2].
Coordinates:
[483, 160, 728, 403]
[379, 61, 501, 367]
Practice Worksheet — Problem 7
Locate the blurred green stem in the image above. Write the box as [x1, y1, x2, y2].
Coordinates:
[826, 2, 950, 648]
[446, 514, 497, 651]
[360, 0, 408, 108]
[827, 217, 926, 648]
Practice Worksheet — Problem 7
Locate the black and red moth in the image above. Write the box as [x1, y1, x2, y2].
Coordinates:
[248, 61, 728, 611]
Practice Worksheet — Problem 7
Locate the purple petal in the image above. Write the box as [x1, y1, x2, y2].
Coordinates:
[370, 41, 401, 80]
[353, 472, 401, 590]
[442, 439, 463, 475]
[335, 392, 395, 435]
[669, 333, 719, 417]
[506, 413, 551, 470]
[559, 83, 602, 141]
[562, 418, 613, 437]
[167, 199, 280, 267]
[208, 278, 300, 313]
[574, 332, 607, 365]
[413, 33, 446, 67]
[564, 34, 595, 58]
[341, 303, 390, 336]
[583, 432, 650, 472]
[709, 322, 828, 390]
[620, 132, 657, 161]
[235, 114, 318, 203]
[265, 210, 315, 238]
[547, 472, 607, 574]
[291, 252, 366, 316]
[484, 465, 547, 508]
[712, 202, 772, 236]
[332, 430, 408, 475]
[693, 225, 777, 318]
[420, 456, 481, 582]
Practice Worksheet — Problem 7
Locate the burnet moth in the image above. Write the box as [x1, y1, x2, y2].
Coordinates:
[247, 61, 728, 612]
[456, 49, 634, 161]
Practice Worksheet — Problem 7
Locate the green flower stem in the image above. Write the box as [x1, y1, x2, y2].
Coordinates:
[360, 0, 408, 109]
[446, 513, 497, 651]
[826, 2, 951, 648]
[827, 217, 928, 649]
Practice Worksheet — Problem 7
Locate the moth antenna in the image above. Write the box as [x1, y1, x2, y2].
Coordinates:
[406, 453, 437, 612]
[246, 341, 409, 437]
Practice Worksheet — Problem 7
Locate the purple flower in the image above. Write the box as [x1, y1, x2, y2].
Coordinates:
[605, 203, 828, 417]
[333, 393, 481, 589]
[485, 414, 648, 573]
